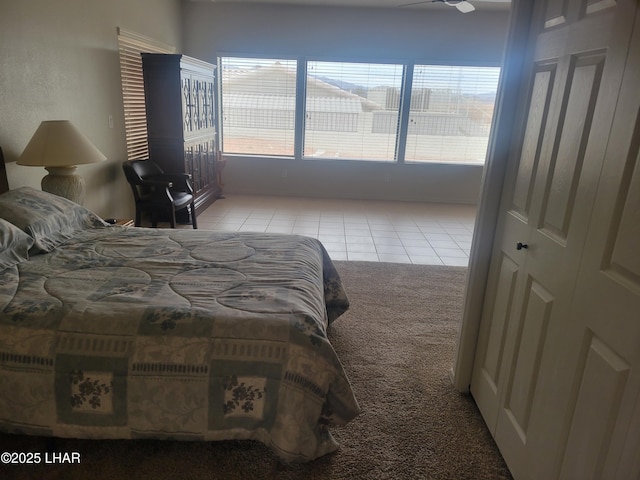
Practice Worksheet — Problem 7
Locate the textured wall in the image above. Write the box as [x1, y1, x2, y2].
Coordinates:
[0, 0, 182, 218]
[0, 1, 510, 211]
[182, 2, 510, 203]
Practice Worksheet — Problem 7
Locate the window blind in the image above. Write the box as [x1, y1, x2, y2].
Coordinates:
[219, 57, 297, 156]
[117, 28, 175, 160]
[404, 65, 501, 164]
[304, 61, 404, 162]
[216, 56, 501, 165]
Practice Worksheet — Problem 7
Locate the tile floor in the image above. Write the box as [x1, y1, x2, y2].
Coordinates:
[185, 194, 476, 266]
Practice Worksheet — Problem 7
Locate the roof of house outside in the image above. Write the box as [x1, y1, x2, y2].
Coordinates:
[224, 93, 364, 113]
[222, 62, 383, 111]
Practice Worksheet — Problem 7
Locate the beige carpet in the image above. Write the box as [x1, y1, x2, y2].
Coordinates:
[0, 261, 512, 480]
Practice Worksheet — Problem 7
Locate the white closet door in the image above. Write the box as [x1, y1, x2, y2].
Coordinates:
[470, 0, 639, 478]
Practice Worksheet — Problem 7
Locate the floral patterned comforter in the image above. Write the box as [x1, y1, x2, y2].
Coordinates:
[0, 226, 359, 462]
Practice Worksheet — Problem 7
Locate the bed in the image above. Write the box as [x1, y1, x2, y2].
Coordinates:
[0, 163, 359, 463]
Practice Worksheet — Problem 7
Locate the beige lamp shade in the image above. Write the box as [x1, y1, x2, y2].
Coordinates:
[17, 120, 106, 204]
[18, 120, 106, 167]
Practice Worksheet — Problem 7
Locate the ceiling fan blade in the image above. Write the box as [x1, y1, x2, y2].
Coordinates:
[447, 0, 476, 12]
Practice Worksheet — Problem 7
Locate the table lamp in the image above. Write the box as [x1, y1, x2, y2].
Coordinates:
[17, 120, 107, 204]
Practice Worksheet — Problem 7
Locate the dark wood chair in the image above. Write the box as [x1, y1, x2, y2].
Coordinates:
[122, 160, 197, 229]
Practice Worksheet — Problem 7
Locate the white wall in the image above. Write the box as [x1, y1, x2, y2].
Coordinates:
[183, 2, 510, 203]
[0, 1, 509, 212]
[0, 0, 182, 218]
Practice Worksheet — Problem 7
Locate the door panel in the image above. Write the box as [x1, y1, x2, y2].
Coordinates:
[482, 256, 519, 390]
[605, 141, 640, 288]
[472, 253, 520, 429]
[511, 64, 556, 219]
[539, 53, 605, 243]
[585, 0, 617, 15]
[559, 335, 630, 480]
[503, 278, 554, 438]
[544, 0, 569, 28]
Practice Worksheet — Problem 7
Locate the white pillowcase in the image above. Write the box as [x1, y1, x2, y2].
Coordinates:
[0, 218, 34, 270]
[0, 187, 107, 253]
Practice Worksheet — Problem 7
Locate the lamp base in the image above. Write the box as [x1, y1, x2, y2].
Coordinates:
[41, 166, 85, 204]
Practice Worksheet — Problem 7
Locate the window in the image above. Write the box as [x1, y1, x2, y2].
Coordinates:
[117, 28, 175, 160]
[404, 65, 500, 164]
[304, 61, 403, 162]
[217, 56, 500, 165]
[219, 57, 297, 156]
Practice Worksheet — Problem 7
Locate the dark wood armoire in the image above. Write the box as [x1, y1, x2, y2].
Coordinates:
[142, 53, 221, 221]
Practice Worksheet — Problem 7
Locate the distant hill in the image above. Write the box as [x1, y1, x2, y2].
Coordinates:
[310, 75, 364, 94]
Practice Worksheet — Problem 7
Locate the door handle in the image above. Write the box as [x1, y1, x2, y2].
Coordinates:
[516, 242, 528, 250]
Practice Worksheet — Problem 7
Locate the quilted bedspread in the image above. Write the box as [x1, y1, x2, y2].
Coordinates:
[0, 226, 359, 462]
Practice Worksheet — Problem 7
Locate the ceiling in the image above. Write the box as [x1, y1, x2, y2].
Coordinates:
[192, 0, 512, 12]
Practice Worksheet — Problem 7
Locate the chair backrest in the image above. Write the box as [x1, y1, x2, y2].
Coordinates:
[123, 160, 164, 182]
[122, 160, 165, 203]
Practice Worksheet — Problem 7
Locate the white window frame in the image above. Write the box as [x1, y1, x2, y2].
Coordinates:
[216, 55, 300, 157]
[216, 54, 501, 166]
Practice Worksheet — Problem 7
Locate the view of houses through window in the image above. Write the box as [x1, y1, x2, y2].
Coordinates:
[220, 57, 297, 156]
[304, 61, 404, 161]
[405, 65, 500, 163]
[219, 57, 500, 164]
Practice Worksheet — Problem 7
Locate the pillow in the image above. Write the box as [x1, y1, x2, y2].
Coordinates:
[0, 187, 107, 253]
[0, 218, 34, 270]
